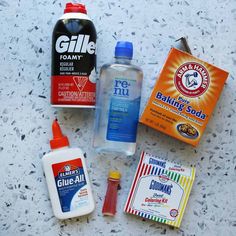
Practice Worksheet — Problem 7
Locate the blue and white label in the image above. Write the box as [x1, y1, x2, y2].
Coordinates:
[106, 77, 141, 142]
[52, 158, 89, 213]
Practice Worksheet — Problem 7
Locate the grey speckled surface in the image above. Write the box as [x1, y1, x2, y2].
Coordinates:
[0, 0, 236, 235]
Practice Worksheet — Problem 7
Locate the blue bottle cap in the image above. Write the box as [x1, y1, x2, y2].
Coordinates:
[115, 41, 133, 59]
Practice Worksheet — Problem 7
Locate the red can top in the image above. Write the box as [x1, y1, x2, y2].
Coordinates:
[64, 2, 87, 14]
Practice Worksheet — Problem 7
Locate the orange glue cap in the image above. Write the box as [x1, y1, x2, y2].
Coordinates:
[50, 119, 69, 150]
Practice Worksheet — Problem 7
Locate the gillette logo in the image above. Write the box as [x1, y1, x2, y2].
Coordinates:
[55, 35, 96, 54]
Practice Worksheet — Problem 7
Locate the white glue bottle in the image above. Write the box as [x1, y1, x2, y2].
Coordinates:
[42, 119, 95, 219]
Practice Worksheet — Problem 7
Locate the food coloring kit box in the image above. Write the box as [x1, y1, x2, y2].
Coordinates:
[124, 151, 195, 228]
[140, 48, 229, 146]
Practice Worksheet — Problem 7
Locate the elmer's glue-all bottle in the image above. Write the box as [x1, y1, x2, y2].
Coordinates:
[51, 3, 97, 108]
[42, 120, 95, 219]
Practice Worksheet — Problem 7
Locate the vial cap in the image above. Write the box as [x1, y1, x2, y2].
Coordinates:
[109, 170, 121, 180]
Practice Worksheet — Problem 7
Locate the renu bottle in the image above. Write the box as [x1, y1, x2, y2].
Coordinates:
[93, 41, 143, 155]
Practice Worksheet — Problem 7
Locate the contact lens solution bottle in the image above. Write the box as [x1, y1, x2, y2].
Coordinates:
[93, 41, 143, 156]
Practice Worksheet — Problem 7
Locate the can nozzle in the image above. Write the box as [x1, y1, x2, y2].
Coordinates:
[50, 119, 69, 150]
[64, 3, 87, 14]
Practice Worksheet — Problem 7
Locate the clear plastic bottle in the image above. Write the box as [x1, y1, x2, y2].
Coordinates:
[93, 41, 143, 156]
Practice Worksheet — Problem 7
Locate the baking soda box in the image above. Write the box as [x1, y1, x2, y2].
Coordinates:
[140, 48, 229, 146]
[124, 151, 195, 228]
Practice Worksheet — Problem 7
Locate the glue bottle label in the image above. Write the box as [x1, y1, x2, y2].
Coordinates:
[52, 158, 89, 212]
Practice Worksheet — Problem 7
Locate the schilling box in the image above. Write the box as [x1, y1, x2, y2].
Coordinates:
[140, 48, 229, 146]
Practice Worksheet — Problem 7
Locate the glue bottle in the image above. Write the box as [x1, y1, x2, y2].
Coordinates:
[42, 119, 95, 219]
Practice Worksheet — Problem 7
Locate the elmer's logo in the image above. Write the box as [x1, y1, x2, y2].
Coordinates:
[58, 165, 79, 178]
[174, 62, 210, 98]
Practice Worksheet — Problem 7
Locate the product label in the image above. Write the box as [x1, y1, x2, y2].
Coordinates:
[51, 19, 97, 106]
[52, 158, 89, 212]
[51, 75, 96, 106]
[106, 77, 141, 142]
[140, 48, 229, 146]
[124, 151, 195, 228]
[132, 175, 183, 221]
[143, 153, 191, 177]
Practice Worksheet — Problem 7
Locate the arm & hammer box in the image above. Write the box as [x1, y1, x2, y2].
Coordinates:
[140, 48, 229, 146]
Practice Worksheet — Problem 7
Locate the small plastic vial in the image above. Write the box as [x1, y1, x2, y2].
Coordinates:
[102, 171, 121, 216]
[93, 41, 143, 156]
[42, 120, 95, 219]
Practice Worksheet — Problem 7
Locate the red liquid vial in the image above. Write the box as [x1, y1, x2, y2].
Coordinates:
[102, 171, 121, 216]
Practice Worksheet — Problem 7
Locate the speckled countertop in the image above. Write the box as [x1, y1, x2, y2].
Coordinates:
[0, 0, 236, 235]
